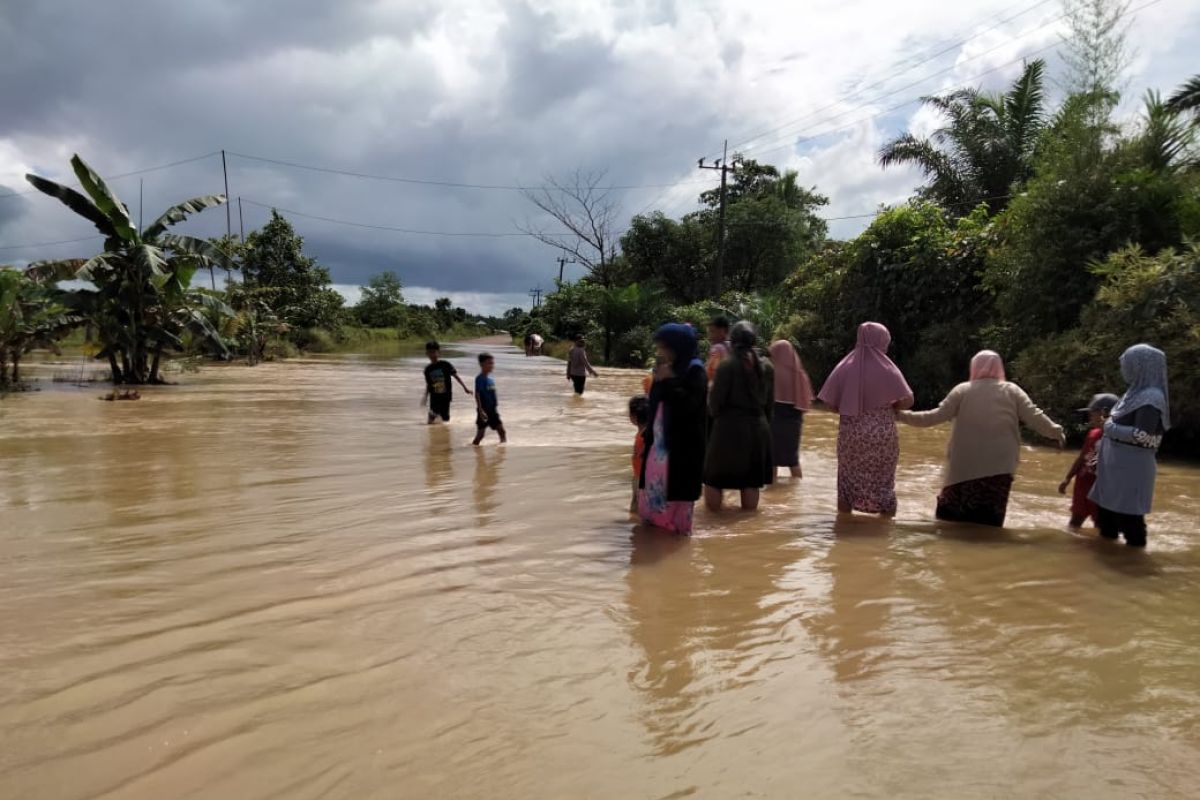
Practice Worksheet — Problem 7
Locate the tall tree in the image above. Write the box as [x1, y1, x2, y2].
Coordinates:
[521, 169, 621, 287]
[879, 60, 1048, 216]
[242, 210, 343, 335]
[1061, 0, 1132, 99]
[354, 271, 406, 328]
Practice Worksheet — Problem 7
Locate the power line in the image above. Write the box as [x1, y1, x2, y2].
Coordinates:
[741, 0, 1163, 162]
[0, 234, 103, 252]
[711, 0, 1058, 160]
[228, 151, 710, 192]
[240, 198, 566, 237]
[0, 151, 220, 200]
[738, 12, 1069, 160]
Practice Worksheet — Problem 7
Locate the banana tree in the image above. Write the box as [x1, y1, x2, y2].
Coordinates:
[25, 155, 233, 384]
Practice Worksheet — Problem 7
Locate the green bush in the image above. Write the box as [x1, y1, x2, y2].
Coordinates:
[1013, 243, 1200, 452]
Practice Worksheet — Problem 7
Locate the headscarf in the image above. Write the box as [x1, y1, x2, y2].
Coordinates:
[647, 323, 704, 439]
[655, 323, 702, 376]
[969, 350, 1006, 382]
[1111, 344, 1170, 430]
[769, 339, 814, 410]
[816, 321, 912, 417]
[729, 320, 763, 379]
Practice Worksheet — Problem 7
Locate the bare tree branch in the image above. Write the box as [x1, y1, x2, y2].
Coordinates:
[520, 169, 621, 285]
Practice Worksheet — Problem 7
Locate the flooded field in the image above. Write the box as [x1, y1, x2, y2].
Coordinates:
[2, 342, 1198, 799]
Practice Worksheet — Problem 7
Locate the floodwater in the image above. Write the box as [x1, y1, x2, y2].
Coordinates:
[2, 341, 1198, 800]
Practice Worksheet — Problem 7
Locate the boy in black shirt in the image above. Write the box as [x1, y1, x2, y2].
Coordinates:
[422, 341, 472, 424]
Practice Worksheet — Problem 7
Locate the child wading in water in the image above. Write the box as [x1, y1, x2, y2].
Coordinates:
[567, 335, 599, 395]
[628, 395, 649, 513]
[473, 353, 507, 445]
[1059, 393, 1120, 529]
[423, 341, 472, 424]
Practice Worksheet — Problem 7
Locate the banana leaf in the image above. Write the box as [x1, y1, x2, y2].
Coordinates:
[71, 155, 137, 243]
[159, 234, 235, 273]
[24, 174, 119, 239]
[143, 195, 227, 240]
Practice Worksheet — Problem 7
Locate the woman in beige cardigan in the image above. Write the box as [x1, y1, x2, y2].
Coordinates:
[897, 351, 1065, 527]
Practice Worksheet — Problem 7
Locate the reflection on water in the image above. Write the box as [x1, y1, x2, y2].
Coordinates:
[2, 345, 1199, 799]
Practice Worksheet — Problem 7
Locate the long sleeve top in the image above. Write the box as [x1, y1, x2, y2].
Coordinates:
[1089, 405, 1164, 515]
[897, 379, 1063, 487]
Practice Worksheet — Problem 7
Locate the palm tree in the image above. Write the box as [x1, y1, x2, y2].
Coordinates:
[25, 155, 233, 384]
[1135, 91, 1198, 173]
[879, 60, 1047, 216]
[1166, 74, 1200, 118]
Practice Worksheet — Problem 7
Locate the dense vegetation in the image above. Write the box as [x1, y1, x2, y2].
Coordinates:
[516, 53, 1200, 453]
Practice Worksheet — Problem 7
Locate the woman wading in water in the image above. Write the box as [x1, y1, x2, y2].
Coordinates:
[768, 338, 813, 478]
[703, 321, 774, 511]
[1089, 344, 1170, 547]
[638, 324, 707, 534]
[817, 322, 914, 516]
[898, 350, 1064, 527]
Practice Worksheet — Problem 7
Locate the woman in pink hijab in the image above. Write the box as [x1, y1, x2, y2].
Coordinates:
[768, 339, 814, 478]
[898, 350, 1064, 527]
[817, 322, 914, 515]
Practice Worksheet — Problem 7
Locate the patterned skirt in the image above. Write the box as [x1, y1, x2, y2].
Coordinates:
[936, 474, 1015, 527]
[836, 408, 899, 515]
[639, 406, 695, 534]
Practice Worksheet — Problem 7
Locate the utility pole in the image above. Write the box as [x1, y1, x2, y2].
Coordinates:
[556, 255, 576, 283]
[529, 287, 543, 308]
[698, 139, 739, 297]
[138, 179, 144, 235]
[219, 149, 231, 291]
[238, 196, 245, 241]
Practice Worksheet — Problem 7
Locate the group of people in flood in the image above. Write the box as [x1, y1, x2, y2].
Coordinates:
[628, 318, 1170, 548]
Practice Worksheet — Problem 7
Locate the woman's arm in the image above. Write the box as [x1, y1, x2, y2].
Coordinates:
[1104, 406, 1164, 448]
[896, 385, 961, 427]
[1013, 385, 1065, 445]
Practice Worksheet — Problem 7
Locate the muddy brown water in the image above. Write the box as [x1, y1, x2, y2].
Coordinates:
[2, 343, 1198, 799]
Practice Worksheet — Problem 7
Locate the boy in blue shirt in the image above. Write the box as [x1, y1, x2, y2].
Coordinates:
[473, 352, 507, 445]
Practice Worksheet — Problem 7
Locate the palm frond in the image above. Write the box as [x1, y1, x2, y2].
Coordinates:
[23, 173, 119, 238]
[1166, 74, 1200, 115]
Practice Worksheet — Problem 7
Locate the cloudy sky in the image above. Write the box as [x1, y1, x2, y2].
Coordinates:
[1, 0, 1197, 315]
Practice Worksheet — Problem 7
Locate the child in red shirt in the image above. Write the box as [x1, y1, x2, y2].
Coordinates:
[1059, 393, 1120, 529]
[629, 395, 649, 513]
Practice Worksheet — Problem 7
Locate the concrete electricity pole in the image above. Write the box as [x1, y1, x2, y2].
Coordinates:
[556, 255, 576, 283]
[698, 139, 739, 297]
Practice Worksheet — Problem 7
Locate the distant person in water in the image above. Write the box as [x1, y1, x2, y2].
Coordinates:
[1060, 393, 1120, 529]
[818, 322, 914, 516]
[567, 335, 599, 395]
[473, 352, 507, 445]
[898, 350, 1064, 527]
[705, 316, 731, 383]
[769, 338, 814, 478]
[704, 321, 774, 511]
[638, 324, 707, 535]
[423, 341, 472, 424]
[1089, 344, 1170, 548]
[628, 394, 650, 513]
